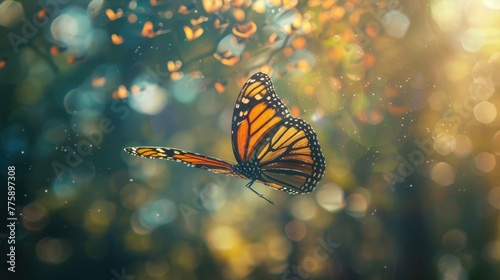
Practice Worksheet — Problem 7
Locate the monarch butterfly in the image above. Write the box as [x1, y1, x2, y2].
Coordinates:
[125, 72, 325, 204]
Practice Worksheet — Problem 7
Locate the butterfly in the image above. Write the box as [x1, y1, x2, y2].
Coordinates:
[125, 72, 326, 204]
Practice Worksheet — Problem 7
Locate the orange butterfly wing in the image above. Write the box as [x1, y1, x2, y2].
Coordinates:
[231, 72, 291, 162]
[254, 118, 325, 194]
[124, 147, 237, 176]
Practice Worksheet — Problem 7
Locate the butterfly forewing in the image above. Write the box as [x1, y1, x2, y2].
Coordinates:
[231, 72, 291, 162]
[125, 147, 237, 175]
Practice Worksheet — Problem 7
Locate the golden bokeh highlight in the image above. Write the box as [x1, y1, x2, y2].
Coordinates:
[428, 91, 449, 111]
[492, 131, 500, 155]
[474, 101, 497, 124]
[430, 162, 455, 186]
[433, 132, 456, 156]
[202, 0, 223, 14]
[84, 200, 116, 234]
[444, 59, 469, 81]
[206, 226, 241, 251]
[486, 241, 500, 261]
[232, 8, 246, 22]
[452, 134, 473, 158]
[268, 236, 292, 260]
[345, 192, 369, 218]
[474, 152, 496, 172]
[315, 183, 345, 212]
[290, 196, 317, 220]
[252, 0, 266, 13]
[170, 243, 199, 269]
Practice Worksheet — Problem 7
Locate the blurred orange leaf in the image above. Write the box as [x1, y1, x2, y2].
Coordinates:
[91, 77, 106, 87]
[105, 9, 123, 21]
[184, 26, 204, 41]
[111, 34, 124, 45]
[142, 21, 155, 38]
[232, 21, 257, 39]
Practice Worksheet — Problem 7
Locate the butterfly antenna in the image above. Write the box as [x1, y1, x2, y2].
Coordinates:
[246, 180, 274, 205]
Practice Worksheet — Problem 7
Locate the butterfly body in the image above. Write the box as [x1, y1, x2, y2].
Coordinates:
[125, 72, 326, 202]
[232, 161, 261, 181]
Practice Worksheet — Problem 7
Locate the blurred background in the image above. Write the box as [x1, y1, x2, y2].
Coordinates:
[1, 0, 500, 279]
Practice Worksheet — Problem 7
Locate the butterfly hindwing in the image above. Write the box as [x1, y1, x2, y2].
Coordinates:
[254, 118, 326, 194]
[125, 147, 236, 175]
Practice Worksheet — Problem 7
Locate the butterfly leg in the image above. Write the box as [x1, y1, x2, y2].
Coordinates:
[246, 180, 274, 205]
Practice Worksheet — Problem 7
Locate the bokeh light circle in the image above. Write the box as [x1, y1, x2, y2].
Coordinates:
[51, 7, 93, 55]
[486, 241, 500, 261]
[474, 101, 497, 124]
[437, 254, 463, 277]
[284, 220, 307, 241]
[488, 187, 500, 210]
[461, 28, 486, 52]
[315, 183, 345, 212]
[345, 193, 369, 218]
[382, 10, 410, 38]
[442, 228, 467, 252]
[206, 226, 240, 251]
[482, 0, 500, 10]
[290, 196, 317, 220]
[430, 162, 455, 186]
[0, 1, 24, 27]
[452, 134, 473, 158]
[36, 237, 72, 264]
[22, 203, 49, 231]
[129, 81, 168, 115]
[474, 152, 496, 173]
[137, 198, 177, 230]
[492, 131, 500, 155]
